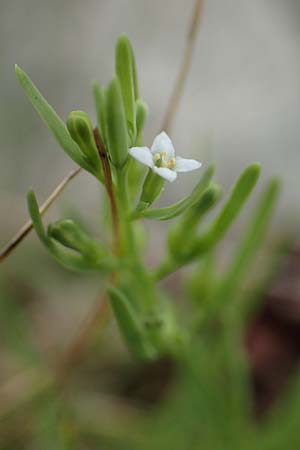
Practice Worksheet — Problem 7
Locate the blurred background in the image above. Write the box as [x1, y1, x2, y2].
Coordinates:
[1, 0, 300, 447]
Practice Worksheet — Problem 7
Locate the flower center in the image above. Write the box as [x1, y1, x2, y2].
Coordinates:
[153, 152, 175, 170]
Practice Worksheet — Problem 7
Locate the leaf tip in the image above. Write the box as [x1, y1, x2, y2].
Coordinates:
[250, 162, 261, 174]
[15, 64, 23, 80]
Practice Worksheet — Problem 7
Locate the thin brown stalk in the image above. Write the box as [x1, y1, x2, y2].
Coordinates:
[56, 290, 109, 380]
[161, 0, 203, 133]
[93, 128, 120, 255]
[0, 166, 81, 263]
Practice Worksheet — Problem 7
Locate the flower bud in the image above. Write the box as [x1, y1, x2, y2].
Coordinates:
[140, 170, 165, 206]
[66, 110, 100, 168]
[48, 219, 105, 262]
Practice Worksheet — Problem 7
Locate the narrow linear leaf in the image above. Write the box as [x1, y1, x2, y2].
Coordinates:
[108, 287, 155, 360]
[92, 81, 108, 148]
[115, 34, 137, 139]
[168, 185, 222, 257]
[138, 165, 215, 220]
[135, 99, 148, 146]
[177, 184, 222, 231]
[27, 189, 48, 245]
[105, 78, 129, 168]
[129, 38, 139, 100]
[221, 177, 280, 295]
[192, 163, 261, 255]
[15, 65, 90, 172]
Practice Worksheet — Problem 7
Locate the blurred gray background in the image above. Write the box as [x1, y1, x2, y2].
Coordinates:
[1, 0, 300, 246]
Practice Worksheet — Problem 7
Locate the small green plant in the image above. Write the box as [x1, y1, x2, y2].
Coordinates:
[14, 34, 279, 362]
[2, 6, 295, 446]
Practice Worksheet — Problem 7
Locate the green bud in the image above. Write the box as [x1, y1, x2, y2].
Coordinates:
[48, 219, 105, 263]
[66, 110, 101, 173]
[106, 78, 129, 169]
[139, 170, 165, 206]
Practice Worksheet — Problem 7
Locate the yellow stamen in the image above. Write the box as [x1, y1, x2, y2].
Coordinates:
[167, 158, 176, 169]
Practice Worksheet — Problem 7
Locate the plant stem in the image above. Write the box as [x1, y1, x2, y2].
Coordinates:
[116, 168, 139, 258]
[94, 128, 120, 255]
[117, 168, 158, 313]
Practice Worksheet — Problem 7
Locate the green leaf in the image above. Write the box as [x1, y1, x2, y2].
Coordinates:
[156, 164, 261, 275]
[27, 188, 49, 245]
[135, 99, 148, 146]
[220, 178, 280, 298]
[174, 184, 221, 231]
[191, 163, 261, 257]
[15, 65, 91, 173]
[105, 78, 129, 168]
[129, 37, 139, 101]
[137, 165, 215, 220]
[115, 34, 137, 141]
[108, 287, 155, 360]
[168, 185, 222, 256]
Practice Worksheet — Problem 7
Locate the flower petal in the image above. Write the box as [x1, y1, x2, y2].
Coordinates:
[129, 147, 154, 168]
[153, 166, 177, 182]
[150, 131, 175, 158]
[175, 156, 202, 172]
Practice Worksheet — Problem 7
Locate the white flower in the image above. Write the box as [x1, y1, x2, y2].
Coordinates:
[129, 131, 202, 182]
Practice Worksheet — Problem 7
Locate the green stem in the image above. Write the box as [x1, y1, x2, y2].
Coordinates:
[116, 168, 158, 313]
[116, 168, 139, 259]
